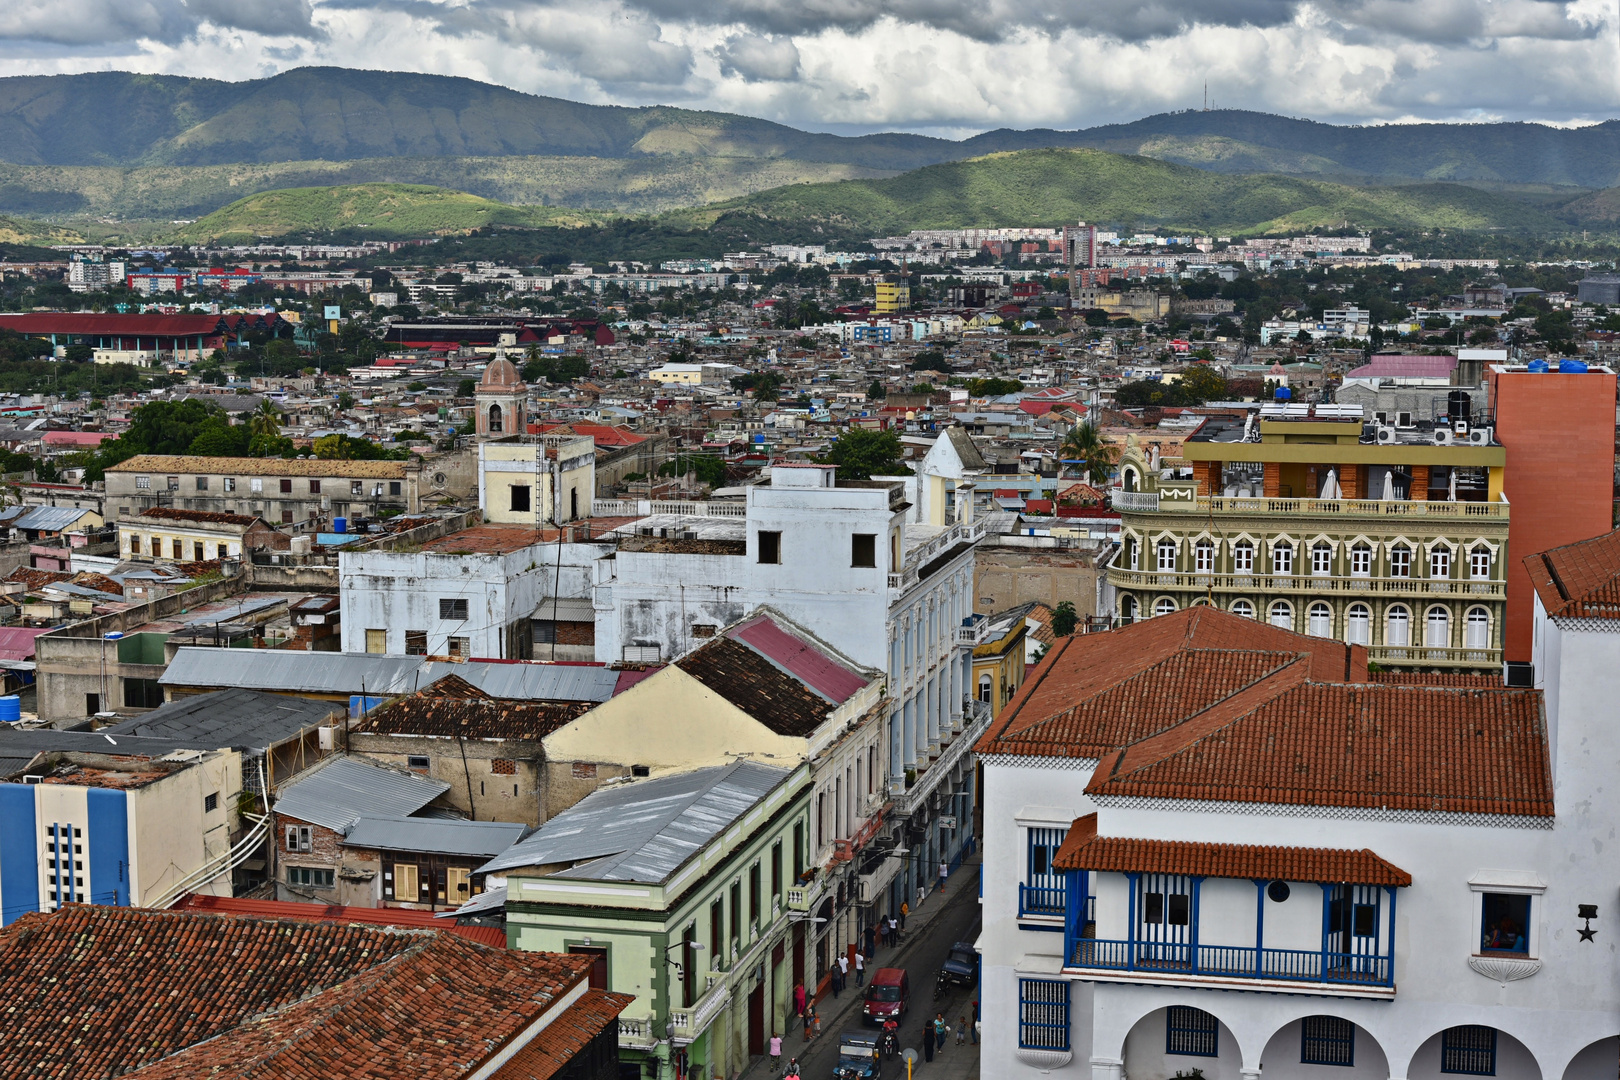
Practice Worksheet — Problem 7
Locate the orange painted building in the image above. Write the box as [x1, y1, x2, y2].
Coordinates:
[1488, 363, 1618, 661]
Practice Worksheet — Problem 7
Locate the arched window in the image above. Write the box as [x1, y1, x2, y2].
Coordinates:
[488, 403, 503, 433]
[1154, 597, 1177, 618]
[1307, 602, 1332, 637]
[1157, 539, 1178, 572]
[1466, 607, 1491, 649]
[978, 673, 993, 703]
[1123, 467, 1139, 493]
[1233, 540, 1254, 573]
[1429, 545, 1452, 580]
[1469, 546, 1492, 580]
[1271, 541, 1294, 576]
[1121, 595, 1138, 624]
[1269, 601, 1293, 631]
[1426, 606, 1451, 648]
[1350, 543, 1372, 578]
[1195, 539, 1215, 574]
[1386, 605, 1411, 647]
[1230, 599, 1254, 619]
[1311, 543, 1333, 577]
[1346, 603, 1371, 645]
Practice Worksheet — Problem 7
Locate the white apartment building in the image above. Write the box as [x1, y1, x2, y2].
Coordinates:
[977, 588, 1618, 1080]
[593, 464, 989, 920]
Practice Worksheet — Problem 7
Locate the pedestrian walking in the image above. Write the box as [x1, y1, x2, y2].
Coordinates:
[938, 860, 948, 893]
[956, 1017, 967, 1046]
[887, 915, 899, 944]
[769, 1033, 783, 1072]
[970, 999, 980, 1045]
[863, 924, 876, 958]
[854, 950, 865, 986]
[830, 967, 842, 998]
[838, 953, 850, 984]
[899, 901, 909, 930]
[922, 1023, 935, 1062]
[933, 1013, 948, 1053]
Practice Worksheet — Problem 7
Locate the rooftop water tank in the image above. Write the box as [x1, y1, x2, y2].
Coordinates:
[1274, 386, 1292, 400]
[0, 696, 19, 724]
[1526, 359, 1550, 373]
[1559, 359, 1589, 374]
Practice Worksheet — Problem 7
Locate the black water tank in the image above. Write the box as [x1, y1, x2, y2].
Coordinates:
[1448, 390, 1472, 424]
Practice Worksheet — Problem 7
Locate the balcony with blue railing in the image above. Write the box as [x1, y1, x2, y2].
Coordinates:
[1067, 937, 1392, 987]
[1018, 883, 1066, 918]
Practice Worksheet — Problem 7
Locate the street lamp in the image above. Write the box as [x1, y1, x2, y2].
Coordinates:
[664, 939, 704, 983]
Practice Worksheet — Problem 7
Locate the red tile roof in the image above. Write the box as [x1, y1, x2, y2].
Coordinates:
[1524, 526, 1620, 620]
[173, 893, 507, 948]
[354, 674, 589, 740]
[0, 905, 589, 1080]
[727, 613, 867, 704]
[1368, 670, 1502, 687]
[492, 989, 635, 1080]
[978, 607, 1551, 818]
[1053, 814, 1411, 886]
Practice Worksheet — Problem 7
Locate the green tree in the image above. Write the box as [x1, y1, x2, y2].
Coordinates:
[657, 454, 726, 487]
[312, 433, 410, 461]
[910, 351, 950, 373]
[187, 417, 250, 457]
[1051, 601, 1078, 637]
[336, 391, 356, 411]
[819, 428, 909, 481]
[965, 377, 1025, 397]
[1176, 363, 1230, 405]
[867, 379, 887, 400]
[248, 399, 282, 441]
[1058, 421, 1118, 485]
[456, 378, 476, 398]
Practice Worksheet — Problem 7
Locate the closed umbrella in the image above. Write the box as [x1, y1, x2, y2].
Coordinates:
[1448, 470, 1457, 501]
[1320, 468, 1339, 500]
[1382, 471, 1395, 501]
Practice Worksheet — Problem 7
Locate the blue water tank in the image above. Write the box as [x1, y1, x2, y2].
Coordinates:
[0, 696, 20, 723]
[349, 694, 386, 718]
[1527, 359, 1550, 373]
[1559, 359, 1589, 374]
[333, 516, 347, 534]
[1274, 386, 1292, 400]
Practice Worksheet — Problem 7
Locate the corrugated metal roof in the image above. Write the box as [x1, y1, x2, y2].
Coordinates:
[274, 756, 449, 833]
[532, 597, 595, 622]
[446, 883, 507, 918]
[162, 648, 621, 703]
[102, 688, 341, 751]
[344, 815, 526, 857]
[161, 648, 425, 694]
[12, 506, 96, 532]
[480, 760, 789, 883]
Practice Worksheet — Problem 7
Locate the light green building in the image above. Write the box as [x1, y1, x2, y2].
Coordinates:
[1108, 407, 1509, 671]
[484, 760, 813, 1080]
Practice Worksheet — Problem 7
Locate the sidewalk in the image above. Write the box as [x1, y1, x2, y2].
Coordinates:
[742, 850, 982, 1080]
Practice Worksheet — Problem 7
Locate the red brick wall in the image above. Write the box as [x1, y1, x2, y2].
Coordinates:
[1490, 368, 1618, 661]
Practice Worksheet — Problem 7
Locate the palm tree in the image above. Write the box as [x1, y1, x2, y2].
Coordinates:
[1058, 421, 1117, 485]
[249, 399, 282, 441]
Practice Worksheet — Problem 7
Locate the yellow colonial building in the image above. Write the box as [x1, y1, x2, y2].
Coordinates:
[1108, 405, 1509, 671]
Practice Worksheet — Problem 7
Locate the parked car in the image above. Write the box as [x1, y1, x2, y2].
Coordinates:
[939, 941, 977, 988]
[834, 1030, 882, 1080]
[862, 968, 909, 1025]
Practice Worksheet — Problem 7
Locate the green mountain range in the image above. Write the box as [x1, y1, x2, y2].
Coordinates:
[676, 149, 1573, 239]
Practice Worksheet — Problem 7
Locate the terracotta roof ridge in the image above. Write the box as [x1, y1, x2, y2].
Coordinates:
[1055, 830, 1412, 887]
[1097, 656, 1311, 784]
[973, 632, 1077, 752]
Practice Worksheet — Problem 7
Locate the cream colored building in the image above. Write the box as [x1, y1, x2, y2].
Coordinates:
[478, 433, 596, 525]
[118, 507, 285, 562]
[104, 455, 431, 523]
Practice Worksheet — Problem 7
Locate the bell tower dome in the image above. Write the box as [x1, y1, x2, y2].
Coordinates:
[475, 349, 528, 440]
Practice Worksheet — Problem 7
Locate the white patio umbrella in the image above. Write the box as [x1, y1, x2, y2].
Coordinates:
[1448, 469, 1457, 501]
[1320, 468, 1340, 500]
[1382, 471, 1395, 501]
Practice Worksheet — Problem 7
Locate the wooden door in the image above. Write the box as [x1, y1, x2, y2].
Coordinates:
[748, 982, 765, 1056]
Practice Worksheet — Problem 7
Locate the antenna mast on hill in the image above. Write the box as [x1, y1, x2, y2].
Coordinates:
[1203, 82, 1208, 111]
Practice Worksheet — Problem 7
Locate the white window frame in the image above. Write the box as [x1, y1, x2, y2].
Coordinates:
[1157, 539, 1178, 573]
[1430, 547, 1452, 580]
[1346, 603, 1371, 645]
[1389, 546, 1411, 579]
[1194, 540, 1215, 574]
[1311, 544, 1333, 577]
[1232, 541, 1254, 573]
[1350, 544, 1372, 578]
[1425, 606, 1451, 648]
[1269, 601, 1293, 630]
[1465, 607, 1491, 648]
[1271, 542, 1293, 577]
[1468, 870, 1546, 960]
[1386, 605, 1411, 647]
[1307, 602, 1332, 637]
[1154, 597, 1177, 618]
[1230, 599, 1254, 619]
[1470, 547, 1491, 580]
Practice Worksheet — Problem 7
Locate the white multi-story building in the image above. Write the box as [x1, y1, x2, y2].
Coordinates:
[977, 583, 1619, 1080]
[593, 464, 988, 925]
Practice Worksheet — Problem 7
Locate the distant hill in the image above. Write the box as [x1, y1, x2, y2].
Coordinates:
[0, 155, 896, 222]
[174, 183, 608, 242]
[673, 149, 1572, 239]
[2, 68, 1618, 191]
[0, 214, 81, 246]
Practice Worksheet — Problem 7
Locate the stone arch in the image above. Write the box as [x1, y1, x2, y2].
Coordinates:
[1121, 1003, 1245, 1080]
[1559, 1035, 1619, 1080]
[1404, 1025, 1541, 1080]
[1260, 1014, 1389, 1079]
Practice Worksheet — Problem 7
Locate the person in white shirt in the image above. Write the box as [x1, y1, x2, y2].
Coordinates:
[854, 950, 866, 985]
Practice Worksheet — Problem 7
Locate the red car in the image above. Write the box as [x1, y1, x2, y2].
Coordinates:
[862, 968, 909, 1025]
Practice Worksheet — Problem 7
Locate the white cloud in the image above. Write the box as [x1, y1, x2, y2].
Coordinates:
[0, 0, 1612, 131]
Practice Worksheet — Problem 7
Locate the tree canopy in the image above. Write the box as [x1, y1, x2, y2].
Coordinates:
[819, 428, 910, 481]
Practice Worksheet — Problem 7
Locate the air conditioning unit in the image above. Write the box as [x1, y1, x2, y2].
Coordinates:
[1376, 425, 1398, 445]
[1432, 429, 1455, 446]
[1453, 419, 1470, 436]
[1468, 427, 1493, 446]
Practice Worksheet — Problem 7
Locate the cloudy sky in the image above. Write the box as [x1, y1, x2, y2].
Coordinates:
[0, 0, 1616, 135]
